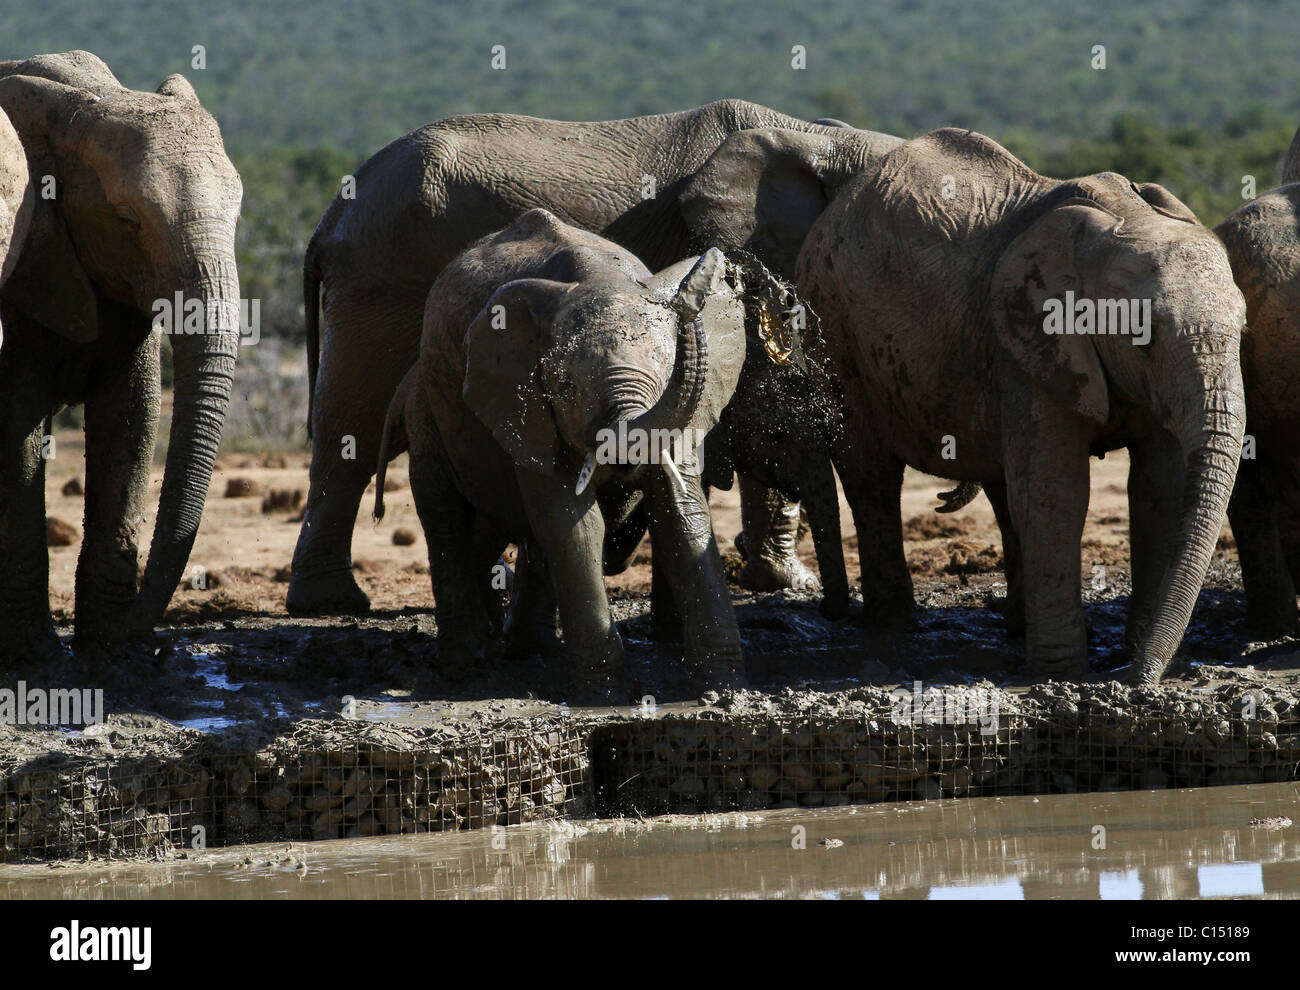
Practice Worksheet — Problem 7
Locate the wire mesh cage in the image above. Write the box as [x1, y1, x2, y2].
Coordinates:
[3, 681, 1297, 862]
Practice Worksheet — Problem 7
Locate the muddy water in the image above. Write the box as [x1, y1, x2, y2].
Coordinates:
[1, 781, 1296, 899]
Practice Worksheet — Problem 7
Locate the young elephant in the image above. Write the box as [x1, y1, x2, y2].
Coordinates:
[1215, 185, 1300, 637]
[794, 128, 1246, 685]
[374, 209, 812, 700]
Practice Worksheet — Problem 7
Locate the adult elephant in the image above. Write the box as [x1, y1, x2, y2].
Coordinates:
[786, 128, 1245, 685]
[0, 106, 31, 354]
[0, 51, 243, 657]
[1215, 184, 1300, 637]
[292, 99, 901, 615]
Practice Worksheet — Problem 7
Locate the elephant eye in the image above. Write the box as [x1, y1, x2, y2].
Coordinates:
[116, 206, 142, 228]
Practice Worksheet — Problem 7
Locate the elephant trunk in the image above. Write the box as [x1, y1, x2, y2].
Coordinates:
[132, 258, 241, 629]
[622, 306, 709, 459]
[1131, 342, 1244, 685]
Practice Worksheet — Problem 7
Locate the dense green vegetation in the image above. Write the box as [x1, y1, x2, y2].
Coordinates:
[6, 0, 1300, 348]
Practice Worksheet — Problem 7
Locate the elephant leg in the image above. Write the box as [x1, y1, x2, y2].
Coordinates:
[0, 338, 60, 662]
[504, 539, 559, 658]
[1280, 506, 1300, 604]
[516, 468, 623, 702]
[736, 478, 820, 592]
[288, 299, 425, 614]
[983, 480, 1026, 637]
[833, 413, 913, 625]
[1001, 392, 1091, 678]
[645, 469, 745, 690]
[75, 325, 161, 645]
[1227, 455, 1297, 638]
[1126, 431, 1185, 651]
[650, 546, 684, 642]
[408, 431, 491, 662]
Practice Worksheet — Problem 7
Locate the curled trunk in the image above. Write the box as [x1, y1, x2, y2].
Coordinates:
[623, 308, 709, 447]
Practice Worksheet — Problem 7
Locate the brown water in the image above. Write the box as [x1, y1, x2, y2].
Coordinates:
[2, 782, 1296, 899]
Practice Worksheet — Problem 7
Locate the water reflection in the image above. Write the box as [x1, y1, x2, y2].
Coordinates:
[1, 782, 1296, 899]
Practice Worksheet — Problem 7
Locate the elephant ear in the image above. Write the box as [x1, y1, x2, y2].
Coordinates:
[679, 128, 865, 278]
[990, 201, 1113, 424]
[3, 196, 98, 341]
[1133, 182, 1200, 225]
[0, 74, 100, 341]
[156, 74, 199, 102]
[463, 278, 569, 474]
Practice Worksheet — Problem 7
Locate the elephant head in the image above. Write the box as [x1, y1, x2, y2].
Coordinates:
[991, 174, 1246, 684]
[0, 55, 243, 632]
[463, 246, 742, 494]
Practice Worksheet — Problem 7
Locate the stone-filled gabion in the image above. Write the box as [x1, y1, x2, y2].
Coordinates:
[210, 722, 591, 844]
[3, 683, 1298, 861]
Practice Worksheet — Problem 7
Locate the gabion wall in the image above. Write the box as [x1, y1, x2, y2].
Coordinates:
[3, 684, 1298, 861]
[0, 758, 206, 860]
[210, 725, 591, 845]
[596, 684, 1300, 813]
[1, 719, 590, 861]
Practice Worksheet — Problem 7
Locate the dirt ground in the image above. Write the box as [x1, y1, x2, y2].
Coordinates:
[43, 431, 1137, 618]
[23, 429, 1300, 731]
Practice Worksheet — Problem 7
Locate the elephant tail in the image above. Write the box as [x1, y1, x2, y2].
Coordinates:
[936, 479, 981, 514]
[374, 371, 413, 522]
[303, 232, 323, 440]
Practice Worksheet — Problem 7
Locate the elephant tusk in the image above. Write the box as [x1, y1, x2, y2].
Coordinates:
[575, 450, 598, 496]
[661, 450, 685, 493]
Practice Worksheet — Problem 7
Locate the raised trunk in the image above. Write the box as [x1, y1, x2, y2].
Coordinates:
[624, 308, 708, 445]
[1131, 375, 1244, 685]
[131, 261, 240, 629]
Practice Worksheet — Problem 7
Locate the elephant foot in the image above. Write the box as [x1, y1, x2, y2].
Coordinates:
[1242, 609, 1299, 642]
[995, 597, 1026, 638]
[734, 531, 821, 593]
[818, 589, 851, 621]
[436, 624, 489, 666]
[1029, 654, 1088, 682]
[0, 618, 69, 670]
[686, 648, 747, 694]
[286, 569, 372, 615]
[561, 632, 625, 706]
[504, 617, 559, 660]
[858, 593, 917, 629]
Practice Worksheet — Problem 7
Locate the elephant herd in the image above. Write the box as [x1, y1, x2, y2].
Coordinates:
[2, 51, 1300, 703]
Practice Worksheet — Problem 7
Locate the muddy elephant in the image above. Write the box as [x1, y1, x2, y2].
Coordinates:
[790, 128, 1246, 685]
[1215, 184, 1300, 637]
[0, 51, 243, 658]
[294, 99, 900, 616]
[0, 106, 32, 355]
[372, 210, 825, 699]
